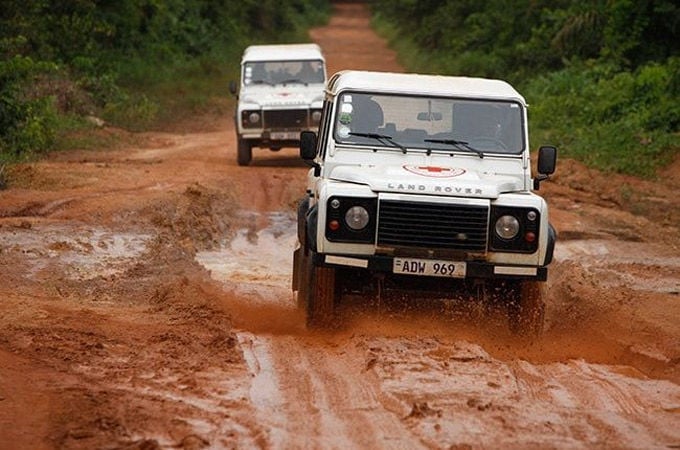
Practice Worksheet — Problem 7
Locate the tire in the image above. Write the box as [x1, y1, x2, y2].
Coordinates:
[237, 138, 252, 166]
[295, 248, 309, 309]
[303, 254, 337, 327]
[507, 280, 545, 337]
[468, 281, 493, 322]
[294, 198, 310, 308]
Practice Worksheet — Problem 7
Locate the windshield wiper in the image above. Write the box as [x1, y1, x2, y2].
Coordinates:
[349, 132, 408, 154]
[278, 78, 308, 86]
[251, 79, 273, 86]
[424, 138, 484, 158]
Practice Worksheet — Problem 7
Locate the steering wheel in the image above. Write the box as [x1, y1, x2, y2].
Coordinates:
[469, 136, 508, 151]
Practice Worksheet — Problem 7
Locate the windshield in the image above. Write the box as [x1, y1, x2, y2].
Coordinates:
[243, 60, 325, 85]
[333, 92, 525, 154]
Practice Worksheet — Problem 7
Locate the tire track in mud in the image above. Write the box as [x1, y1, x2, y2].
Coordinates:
[199, 215, 426, 448]
[238, 332, 426, 449]
[510, 360, 680, 448]
[198, 213, 680, 449]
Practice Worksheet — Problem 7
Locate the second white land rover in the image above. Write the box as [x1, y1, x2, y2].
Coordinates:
[293, 70, 558, 335]
[229, 43, 327, 166]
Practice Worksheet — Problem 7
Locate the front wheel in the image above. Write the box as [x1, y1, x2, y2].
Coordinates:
[237, 138, 252, 166]
[294, 248, 309, 309]
[507, 280, 545, 337]
[303, 255, 337, 327]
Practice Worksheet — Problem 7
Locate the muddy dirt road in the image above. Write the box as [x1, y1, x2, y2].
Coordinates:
[1, 3, 680, 449]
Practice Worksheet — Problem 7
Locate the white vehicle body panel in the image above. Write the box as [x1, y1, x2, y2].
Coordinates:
[235, 44, 326, 137]
[298, 70, 555, 285]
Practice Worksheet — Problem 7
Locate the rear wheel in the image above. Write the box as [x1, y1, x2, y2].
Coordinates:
[507, 280, 545, 337]
[237, 138, 252, 166]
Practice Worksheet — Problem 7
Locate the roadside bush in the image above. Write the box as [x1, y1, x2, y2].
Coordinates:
[0, 56, 62, 159]
[370, 0, 679, 177]
[0, 0, 330, 160]
[103, 94, 159, 132]
[527, 59, 679, 176]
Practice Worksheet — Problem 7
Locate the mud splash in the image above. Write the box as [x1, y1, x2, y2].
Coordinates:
[196, 211, 307, 335]
[197, 211, 680, 449]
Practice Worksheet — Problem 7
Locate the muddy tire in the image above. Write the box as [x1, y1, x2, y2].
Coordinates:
[237, 138, 252, 166]
[303, 256, 337, 327]
[507, 280, 545, 337]
[294, 198, 310, 309]
[295, 249, 309, 309]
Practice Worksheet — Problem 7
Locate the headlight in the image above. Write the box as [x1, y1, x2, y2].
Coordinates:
[325, 196, 377, 243]
[311, 110, 322, 123]
[345, 206, 369, 230]
[242, 110, 262, 128]
[489, 207, 541, 253]
[248, 112, 260, 124]
[495, 215, 519, 240]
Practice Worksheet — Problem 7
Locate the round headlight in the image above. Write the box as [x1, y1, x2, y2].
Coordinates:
[345, 206, 369, 230]
[311, 110, 322, 123]
[248, 112, 260, 124]
[495, 215, 520, 240]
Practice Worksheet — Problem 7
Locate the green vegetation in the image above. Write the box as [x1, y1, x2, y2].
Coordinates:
[371, 0, 679, 177]
[1, 0, 330, 161]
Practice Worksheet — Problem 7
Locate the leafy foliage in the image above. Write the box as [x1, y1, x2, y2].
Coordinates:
[527, 58, 680, 177]
[370, 0, 679, 176]
[0, 0, 330, 159]
[0, 56, 61, 159]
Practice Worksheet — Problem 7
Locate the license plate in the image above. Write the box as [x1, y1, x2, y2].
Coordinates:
[270, 131, 298, 140]
[393, 258, 466, 278]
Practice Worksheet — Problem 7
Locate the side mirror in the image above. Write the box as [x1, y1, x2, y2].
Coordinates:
[300, 131, 318, 160]
[538, 145, 557, 175]
[534, 145, 557, 190]
[300, 131, 321, 176]
[229, 80, 237, 96]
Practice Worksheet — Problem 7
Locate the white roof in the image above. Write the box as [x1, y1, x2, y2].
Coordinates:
[327, 70, 526, 104]
[241, 43, 325, 63]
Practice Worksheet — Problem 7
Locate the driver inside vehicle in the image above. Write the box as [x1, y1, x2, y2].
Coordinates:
[453, 102, 511, 150]
[351, 96, 384, 133]
[336, 94, 385, 139]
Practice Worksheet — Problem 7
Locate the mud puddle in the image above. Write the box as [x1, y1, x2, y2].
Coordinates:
[0, 221, 152, 281]
[196, 211, 295, 297]
[197, 212, 680, 449]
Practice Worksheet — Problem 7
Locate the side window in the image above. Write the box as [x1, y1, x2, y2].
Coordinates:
[318, 100, 333, 158]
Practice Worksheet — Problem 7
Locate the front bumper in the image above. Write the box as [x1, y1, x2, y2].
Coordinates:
[303, 249, 548, 281]
[239, 107, 320, 141]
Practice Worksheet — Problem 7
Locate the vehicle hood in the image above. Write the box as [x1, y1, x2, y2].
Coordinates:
[241, 85, 324, 108]
[328, 164, 523, 199]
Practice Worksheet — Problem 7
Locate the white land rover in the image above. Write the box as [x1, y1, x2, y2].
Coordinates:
[293, 70, 558, 335]
[229, 43, 327, 166]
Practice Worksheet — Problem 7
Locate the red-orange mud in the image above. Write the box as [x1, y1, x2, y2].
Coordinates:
[1, 3, 679, 449]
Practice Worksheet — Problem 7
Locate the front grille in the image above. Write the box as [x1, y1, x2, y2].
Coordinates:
[263, 109, 308, 129]
[377, 200, 489, 251]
